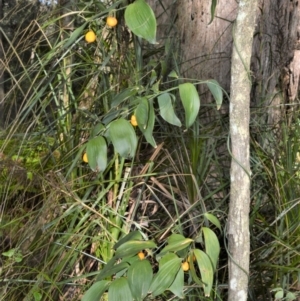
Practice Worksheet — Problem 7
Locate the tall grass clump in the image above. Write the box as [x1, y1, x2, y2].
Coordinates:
[0, 1, 225, 300]
[248, 113, 300, 301]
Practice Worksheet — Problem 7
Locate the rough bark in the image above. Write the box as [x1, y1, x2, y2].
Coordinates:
[251, 0, 300, 142]
[228, 1, 258, 301]
[177, 0, 238, 108]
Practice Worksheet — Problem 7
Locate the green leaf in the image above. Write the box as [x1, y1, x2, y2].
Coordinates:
[15, 252, 23, 262]
[168, 70, 178, 78]
[109, 119, 137, 158]
[286, 292, 297, 301]
[82, 280, 110, 301]
[179, 83, 200, 128]
[140, 100, 156, 148]
[167, 233, 187, 244]
[90, 123, 105, 138]
[136, 97, 149, 130]
[27, 171, 33, 181]
[274, 290, 284, 300]
[158, 93, 182, 127]
[2, 248, 16, 257]
[128, 260, 153, 301]
[168, 267, 184, 298]
[159, 234, 193, 256]
[115, 240, 157, 259]
[33, 291, 42, 301]
[206, 79, 223, 110]
[149, 253, 182, 297]
[97, 261, 129, 281]
[188, 253, 203, 286]
[108, 278, 133, 301]
[111, 87, 140, 107]
[193, 249, 214, 297]
[114, 230, 143, 250]
[208, 0, 217, 25]
[125, 0, 157, 44]
[203, 213, 222, 232]
[202, 227, 220, 271]
[86, 136, 107, 172]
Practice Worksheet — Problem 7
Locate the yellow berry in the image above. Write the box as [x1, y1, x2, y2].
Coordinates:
[85, 30, 96, 43]
[82, 152, 88, 163]
[130, 115, 138, 127]
[106, 16, 118, 27]
[137, 251, 145, 260]
[181, 261, 189, 271]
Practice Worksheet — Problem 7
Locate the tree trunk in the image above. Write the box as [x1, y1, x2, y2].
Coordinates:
[177, 0, 238, 107]
[227, 1, 258, 301]
[251, 0, 300, 147]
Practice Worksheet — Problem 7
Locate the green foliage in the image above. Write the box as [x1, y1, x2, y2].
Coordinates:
[179, 83, 201, 128]
[135, 97, 149, 130]
[109, 119, 137, 158]
[108, 278, 133, 301]
[125, 0, 157, 44]
[158, 93, 182, 127]
[2, 248, 23, 263]
[86, 136, 107, 171]
[206, 79, 223, 110]
[127, 260, 153, 301]
[0, 1, 224, 300]
[192, 249, 214, 297]
[81, 280, 110, 301]
[83, 226, 221, 300]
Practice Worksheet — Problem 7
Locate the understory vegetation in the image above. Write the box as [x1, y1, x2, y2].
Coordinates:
[0, 1, 299, 301]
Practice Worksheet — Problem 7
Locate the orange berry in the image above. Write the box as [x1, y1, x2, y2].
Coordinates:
[137, 251, 145, 260]
[106, 16, 118, 27]
[130, 115, 138, 127]
[82, 152, 88, 163]
[181, 261, 189, 271]
[85, 30, 96, 43]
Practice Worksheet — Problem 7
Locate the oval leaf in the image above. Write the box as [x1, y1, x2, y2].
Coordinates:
[109, 119, 137, 158]
[206, 79, 223, 110]
[158, 93, 182, 127]
[108, 278, 133, 301]
[128, 260, 153, 301]
[97, 261, 129, 281]
[141, 100, 156, 148]
[111, 87, 140, 107]
[90, 123, 105, 138]
[203, 213, 222, 232]
[168, 267, 184, 298]
[274, 290, 284, 299]
[167, 233, 186, 244]
[114, 230, 143, 250]
[149, 253, 182, 297]
[193, 249, 214, 297]
[160, 238, 193, 255]
[86, 136, 107, 172]
[115, 240, 157, 259]
[136, 97, 149, 130]
[286, 292, 297, 301]
[82, 280, 110, 301]
[125, 0, 157, 44]
[202, 227, 220, 271]
[179, 83, 200, 128]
